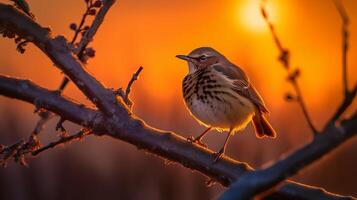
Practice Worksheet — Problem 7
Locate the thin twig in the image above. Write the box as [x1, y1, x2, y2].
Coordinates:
[76, 0, 116, 55]
[291, 78, 318, 134]
[32, 129, 92, 156]
[0, 74, 354, 200]
[324, 0, 356, 127]
[125, 66, 143, 100]
[31, 0, 115, 139]
[333, 0, 349, 95]
[219, 111, 357, 200]
[261, 1, 318, 134]
[218, 2, 357, 199]
[0, 3, 356, 200]
[115, 66, 143, 108]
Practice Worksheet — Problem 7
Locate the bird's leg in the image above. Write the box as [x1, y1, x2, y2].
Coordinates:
[187, 127, 212, 148]
[213, 129, 232, 163]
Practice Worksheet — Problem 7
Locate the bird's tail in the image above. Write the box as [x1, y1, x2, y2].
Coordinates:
[252, 114, 276, 138]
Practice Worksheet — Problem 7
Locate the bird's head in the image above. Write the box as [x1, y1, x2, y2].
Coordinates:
[176, 47, 227, 74]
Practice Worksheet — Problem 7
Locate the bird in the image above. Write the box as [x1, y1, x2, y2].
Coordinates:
[176, 47, 276, 162]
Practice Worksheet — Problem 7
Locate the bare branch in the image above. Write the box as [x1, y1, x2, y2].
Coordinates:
[333, 0, 349, 95]
[324, 0, 356, 126]
[115, 66, 143, 108]
[32, 129, 93, 156]
[10, 0, 34, 18]
[76, 0, 116, 55]
[58, 0, 116, 93]
[260, 1, 318, 134]
[32, 109, 55, 135]
[0, 74, 353, 200]
[0, 4, 127, 116]
[219, 2, 357, 199]
[327, 84, 357, 126]
[219, 112, 357, 200]
[0, 3, 355, 200]
[33, 0, 116, 137]
[0, 75, 102, 129]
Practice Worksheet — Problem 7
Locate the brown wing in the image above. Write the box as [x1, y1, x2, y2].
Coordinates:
[233, 80, 269, 114]
[213, 64, 269, 114]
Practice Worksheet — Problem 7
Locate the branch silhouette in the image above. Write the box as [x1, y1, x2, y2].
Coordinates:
[31, 0, 115, 142]
[0, 1, 356, 200]
[219, 1, 357, 199]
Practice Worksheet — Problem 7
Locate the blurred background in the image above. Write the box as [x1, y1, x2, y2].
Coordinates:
[0, 0, 356, 199]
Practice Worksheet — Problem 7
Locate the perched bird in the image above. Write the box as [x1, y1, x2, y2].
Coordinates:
[177, 47, 276, 161]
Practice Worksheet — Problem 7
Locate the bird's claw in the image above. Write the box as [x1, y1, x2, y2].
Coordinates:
[212, 150, 224, 164]
[187, 136, 208, 148]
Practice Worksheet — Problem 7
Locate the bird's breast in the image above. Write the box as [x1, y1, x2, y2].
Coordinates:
[182, 69, 255, 130]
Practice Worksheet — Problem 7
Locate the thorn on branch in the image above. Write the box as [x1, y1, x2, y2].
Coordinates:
[114, 66, 144, 109]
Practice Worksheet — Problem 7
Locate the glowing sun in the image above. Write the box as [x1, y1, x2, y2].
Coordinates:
[238, 0, 277, 32]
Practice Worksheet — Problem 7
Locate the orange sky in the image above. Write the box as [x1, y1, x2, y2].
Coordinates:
[1, 0, 357, 196]
[0, 0, 356, 132]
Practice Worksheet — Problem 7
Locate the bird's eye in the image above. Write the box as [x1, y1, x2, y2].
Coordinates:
[199, 55, 207, 61]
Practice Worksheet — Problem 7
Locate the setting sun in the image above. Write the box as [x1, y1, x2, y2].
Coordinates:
[238, 0, 277, 32]
[0, 0, 356, 200]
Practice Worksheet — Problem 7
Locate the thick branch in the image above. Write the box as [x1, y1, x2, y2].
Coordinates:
[220, 112, 357, 200]
[0, 3, 354, 200]
[60, 0, 115, 92]
[219, 2, 357, 199]
[0, 3, 126, 117]
[0, 75, 353, 200]
[0, 75, 102, 129]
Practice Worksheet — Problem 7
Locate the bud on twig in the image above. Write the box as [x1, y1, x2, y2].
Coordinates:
[69, 23, 77, 31]
[284, 92, 296, 102]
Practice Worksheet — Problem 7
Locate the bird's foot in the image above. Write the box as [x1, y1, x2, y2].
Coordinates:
[212, 149, 224, 164]
[187, 136, 208, 148]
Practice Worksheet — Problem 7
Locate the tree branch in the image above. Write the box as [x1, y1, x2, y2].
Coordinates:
[0, 2, 355, 200]
[219, 112, 357, 200]
[76, 0, 116, 55]
[0, 75, 102, 129]
[333, 0, 349, 95]
[325, 0, 356, 125]
[114, 66, 143, 108]
[0, 75, 353, 200]
[32, 128, 93, 156]
[27, 0, 115, 145]
[219, 1, 357, 199]
[260, 1, 318, 134]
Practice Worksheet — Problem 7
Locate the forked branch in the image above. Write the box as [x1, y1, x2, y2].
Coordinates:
[0, 74, 353, 200]
[260, 0, 318, 134]
[0, 2, 355, 200]
[219, 1, 356, 199]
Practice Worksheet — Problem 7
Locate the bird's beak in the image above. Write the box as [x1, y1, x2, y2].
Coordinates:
[176, 55, 194, 63]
